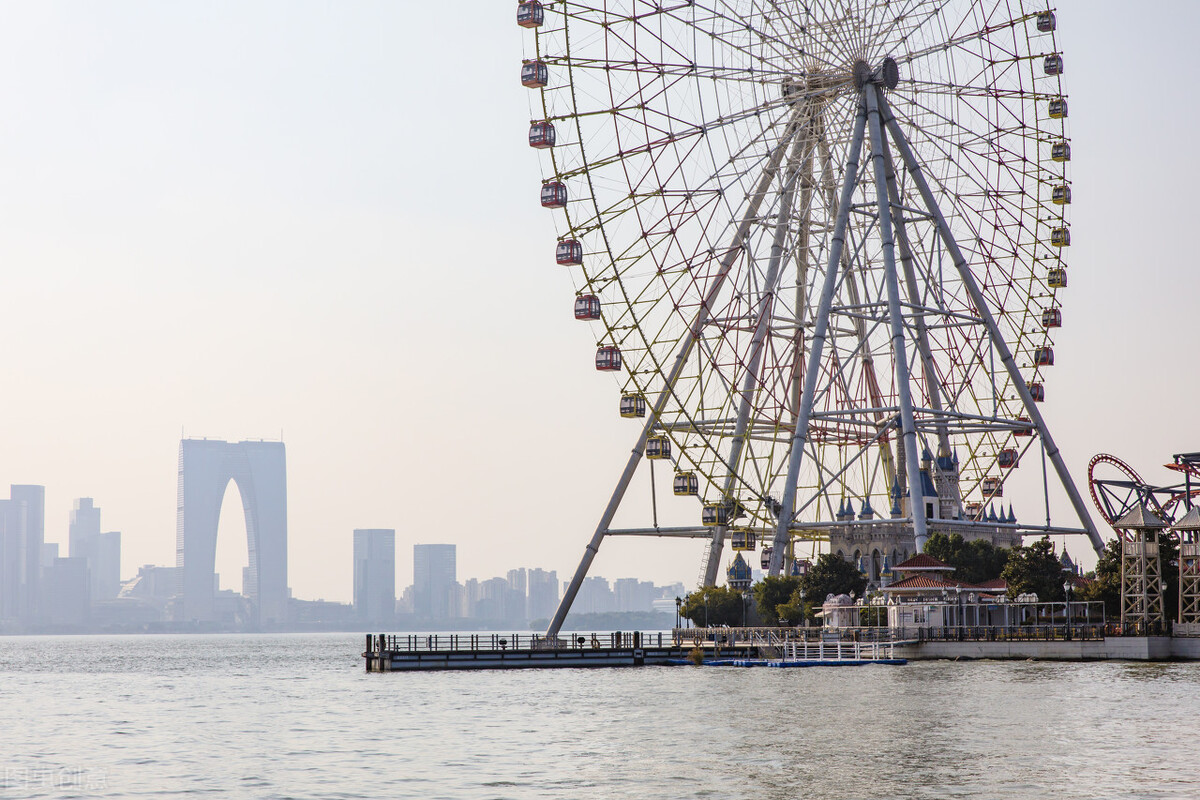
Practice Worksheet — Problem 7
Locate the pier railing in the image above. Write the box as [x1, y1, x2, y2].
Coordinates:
[371, 631, 675, 654]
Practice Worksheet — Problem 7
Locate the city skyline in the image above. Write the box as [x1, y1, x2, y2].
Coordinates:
[0, 1, 1196, 603]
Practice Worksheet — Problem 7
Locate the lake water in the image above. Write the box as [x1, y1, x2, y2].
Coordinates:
[0, 633, 1197, 799]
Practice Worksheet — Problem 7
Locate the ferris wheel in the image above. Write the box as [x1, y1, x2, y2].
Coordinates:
[516, 0, 1102, 636]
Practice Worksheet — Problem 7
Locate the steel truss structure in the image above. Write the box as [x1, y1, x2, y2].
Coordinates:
[517, 1, 1100, 638]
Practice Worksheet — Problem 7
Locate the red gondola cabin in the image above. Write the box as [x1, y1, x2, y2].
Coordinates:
[1027, 381, 1045, 402]
[556, 239, 582, 265]
[998, 449, 1019, 469]
[521, 60, 548, 88]
[1014, 417, 1033, 437]
[516, 1, 544, 28]
[528, 121, 556, 149]
[595, 346, 622, 371]
[981, 477, 1003, 497]
[1034, 347, 1054, 366]
[1042, 308, 1062, 328]
[541, 181, 567, 208]
[574, 295, 601, 320]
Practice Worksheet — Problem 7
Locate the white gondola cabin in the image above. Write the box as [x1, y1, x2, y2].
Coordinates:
[1037, 11, 1056, 32]
[528, 120, 556, 148]
[673, 471, 698, 496]
[556, 239, 582, 265]
[1027, 381, 1045, 402]
[516, 1, 544, 28]
[1047, 268, 1067, 289]
[595, 346, 622, 371]
[619, 392, 646, 418]
[701, 504, 730, 527]
[574, 294, 601, 321]
[1048, 98, 1068, 119]
[541, 181, 567, 208]
[1051, 141, 1071, 162]
[1042, 307, 1062, 328]
[981, 477, 1003, 498]
[1051, 227, 1070, 247]
[521, 60, 548, 88]
[1014, 416, 1034, 437]
[1044, 54, 1064, 75]
[730, 530, 756, 551]
[645, 436, 671, 460]
[1052, 185, 1071, 205]
[1034, 346, 1054, 366]
[998, 448, 1019, 469]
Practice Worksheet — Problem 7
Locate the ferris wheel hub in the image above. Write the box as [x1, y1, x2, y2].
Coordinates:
[852, 57, 900, 91]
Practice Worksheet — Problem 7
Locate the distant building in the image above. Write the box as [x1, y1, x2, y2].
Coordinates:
[68, 499, 122, 602]
[527, 568, 559, 621]
[1, 486, 45, 623]
[574, 576, 614, 614]
[176, 438, 288, 625]
[613, 578, 656, 612]
[413, 544, 456, 620]
[42, 557, 89, 626]
[353, 529, 396, 624]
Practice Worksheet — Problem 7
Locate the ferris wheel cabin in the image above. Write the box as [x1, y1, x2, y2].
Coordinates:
[1048, 98, 1068, 119]
[1027, 381, 1045, 402]
[556, 239, 583, 265]
[645, 436, 671, 460]
[730, 530, 756, 552]
[1042, 307, 1062, 328]
[998, 449, 1019, 469]
[1014, 417, 1034, 437]
[673, 471, 698, 496]
[981, 477, 1003, 498]
[701, 504, 730, 527]
[528, 121, 556, 149]
[516, 1, 543, 28]
[521, 60, 548, 88]
[1052, 185, 1071, 205]
[1051, 141, 1071, 162]
[574, 295, 601, 320]
[1051, 227, 1070, 247]
[1048, 268, 1067, 289]
[1034, 347, 1055, 366]
[541, 181, 567, 208]
[595, 346, 622, 371]
[1043, 54, 1064, 76]
[619, 393, 646, 418]
[1036, 11, 1056, 32]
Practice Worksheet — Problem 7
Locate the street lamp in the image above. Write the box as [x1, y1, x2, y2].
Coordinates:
[675, 596, 682, 629]
[799, 588, 807, 628]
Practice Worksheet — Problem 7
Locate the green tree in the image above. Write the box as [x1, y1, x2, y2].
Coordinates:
[680, 586, 746, 627]
[774, 591, 812, 626]
[1002, 536, 1066, 601]
[925, 532, 1010, 584]
[753, 575, 803, 625]
[803, 553, 867, 605]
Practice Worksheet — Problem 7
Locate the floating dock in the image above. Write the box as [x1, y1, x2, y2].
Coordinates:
[362, 630, 906, 672]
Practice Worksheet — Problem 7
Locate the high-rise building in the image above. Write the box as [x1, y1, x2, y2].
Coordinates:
[176, 439, 288, 624]
[527, 568, 559, 621]
[413, 544, 456, 620]
[1, 486, 45, 622]
[613, 578, 656, 612]
[42, 557, 89, 626]
[69, 499, 122, 602]
[574, 576, 614, 614]
[94, 531, 121, 600]
[353, 529, 396, 624]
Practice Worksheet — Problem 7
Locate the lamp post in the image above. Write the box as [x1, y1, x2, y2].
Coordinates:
[675, 596, 682, 629]
[799, 587, 807, 628]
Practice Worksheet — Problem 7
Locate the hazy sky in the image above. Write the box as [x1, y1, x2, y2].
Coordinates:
[0, 1, 1195, 603]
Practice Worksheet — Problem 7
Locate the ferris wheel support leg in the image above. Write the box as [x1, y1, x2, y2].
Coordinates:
[704, 122, 811, 587]
[865, 85, 929, 551]
[877, 92, 1105, 555]
[882, 139, 954, 469]
[547, 108, 811, 637]
[768, 98, 869, 575]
